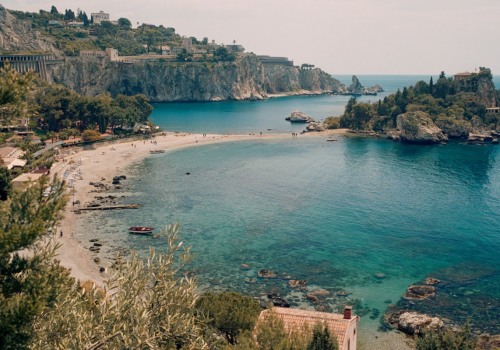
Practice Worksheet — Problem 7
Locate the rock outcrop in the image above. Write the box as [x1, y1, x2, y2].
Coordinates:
[348, 75, 363, 95]
[397, 312, 443, 335]
[263, 64, 343, 95]
[435, 117, 471, 138]
[344, 75, 384, 95]
[0, 5, 60, 54]
[286, 111, 314, 123]
[396, 111, 448, 144]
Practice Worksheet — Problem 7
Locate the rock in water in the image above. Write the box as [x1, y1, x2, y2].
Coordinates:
[286, 111, 315, 123]
[258, 269, 277, 278]
[397, 312, 443, 335]
[403, 285, 436, 300]
[348, 75, 363, 95]
[396, 111, 448, 144]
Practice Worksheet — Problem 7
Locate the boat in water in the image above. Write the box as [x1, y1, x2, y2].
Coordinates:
[128, 226, 155, 234]
[150, 149, 165, 154]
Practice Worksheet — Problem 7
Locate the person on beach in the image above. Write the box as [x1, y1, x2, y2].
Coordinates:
[60, 230, 63, 237]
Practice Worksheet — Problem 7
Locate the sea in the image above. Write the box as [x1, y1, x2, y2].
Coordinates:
[76, 75, 500, 347]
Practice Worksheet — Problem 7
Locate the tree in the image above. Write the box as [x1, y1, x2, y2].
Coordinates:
[81, 129, 100, 142]
[31, 224, 210, 349]
[117, 17, 132, 29]
[64, 9, 75, 21]
[256, 310, 311, 350]
[50, 5, 59, 15]
[195, 291, 261, 344]
[416, 322, 476, 350]
[77, 11, 89, 26]
[176, 48, 193, 62]
[0, 178, 71, 350]
[0, 63, 36, 125]
[213, 47, 235, 62]
[0, 165, 11, 200]
[306, 324, 338, 350]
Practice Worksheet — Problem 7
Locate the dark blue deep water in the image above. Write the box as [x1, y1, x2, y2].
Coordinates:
[77, 76, 500, 344]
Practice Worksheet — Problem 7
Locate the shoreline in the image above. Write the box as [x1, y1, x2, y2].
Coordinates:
[54, 129, 347, 284]
[52, 128, 414, 349]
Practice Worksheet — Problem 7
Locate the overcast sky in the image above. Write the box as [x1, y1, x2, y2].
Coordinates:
[3, 0, 499, 75]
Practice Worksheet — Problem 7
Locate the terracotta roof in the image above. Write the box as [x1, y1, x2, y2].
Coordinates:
[259, 307, 358, 350]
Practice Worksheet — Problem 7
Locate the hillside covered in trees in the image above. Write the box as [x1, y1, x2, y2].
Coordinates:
[325, 68, 500, 143]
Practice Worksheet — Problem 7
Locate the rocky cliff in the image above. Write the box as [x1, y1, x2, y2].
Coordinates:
[49, 55, 269, 102]
[0, 4, 60, 54]
[48, 55, 345, 102]
[1, 5, 345, 102]
[263, 64, 343, 95]
[390, 111, 448, 144]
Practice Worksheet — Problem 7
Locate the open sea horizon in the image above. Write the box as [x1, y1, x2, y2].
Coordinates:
[76, 75, 499, 347]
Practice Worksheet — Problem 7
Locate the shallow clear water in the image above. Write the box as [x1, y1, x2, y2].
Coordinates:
[77, 75, 500, 340]
[80, 138, 499, 333]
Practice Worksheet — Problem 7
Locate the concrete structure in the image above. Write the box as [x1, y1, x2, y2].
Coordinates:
[159, 45, 171, 55]
[225, 44, 245, 53]
[182, 37, 193, 51]
[257, 55, 294, 66]
[91, 11, 110, 24]
[486, 107, 500, 114]
[0, 147, 26, 170]
[0, 54, 61, 81]
[79, 48, 118, 62]
[259, 306, 359, 350]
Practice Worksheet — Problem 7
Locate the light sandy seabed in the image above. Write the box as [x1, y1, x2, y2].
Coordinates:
[51, 129, 413, 350]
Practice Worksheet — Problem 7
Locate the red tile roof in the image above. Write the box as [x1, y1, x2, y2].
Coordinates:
[259, 307, 358, 350]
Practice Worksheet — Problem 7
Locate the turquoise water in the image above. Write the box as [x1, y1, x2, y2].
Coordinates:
[151, 75, 500, 135]
[78, 76, 500, 338]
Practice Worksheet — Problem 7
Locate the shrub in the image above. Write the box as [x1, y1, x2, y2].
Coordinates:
[196, 291, 261, 344]
[81, 129, 101, 142]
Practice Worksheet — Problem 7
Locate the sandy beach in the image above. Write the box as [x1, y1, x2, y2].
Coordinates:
[53, 130, 346, 284]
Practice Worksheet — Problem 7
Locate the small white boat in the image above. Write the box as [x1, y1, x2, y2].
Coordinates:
[128, 226, 155, 234]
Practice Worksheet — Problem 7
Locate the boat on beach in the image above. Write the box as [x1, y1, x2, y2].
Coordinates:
[128, 226, 155, 234]
[150, 149, 165, 154]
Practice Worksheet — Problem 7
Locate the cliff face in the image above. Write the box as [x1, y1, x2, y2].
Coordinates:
[263, 65, 343, 94]
[0, 5, 60, 54]
[49, 55, 345, 102]
[49, 55, 270, 102]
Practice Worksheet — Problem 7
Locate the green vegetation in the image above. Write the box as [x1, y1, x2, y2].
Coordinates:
[0, 177, 71, 350]
[32, 224, 210, 349]
[254, 311, 312, 350]
[416, 322, 476, 350]
[0, 64, 36, 124]
[325, 68, 499, 135]
[307, 324, 339, 350]
[196, 291, 261, 344]
[35, 82, 152, 133]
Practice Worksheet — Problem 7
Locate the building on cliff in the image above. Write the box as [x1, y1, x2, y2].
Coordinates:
[257, 55, 294, 66]
[79, 48, 118, 62]
[0, 54, 62, 81]
[91, 11, 110, 24]
[259, 306, 359, 350]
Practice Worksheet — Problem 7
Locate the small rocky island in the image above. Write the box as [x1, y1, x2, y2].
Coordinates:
[342, 75, 384, 96]
[323, 67, 500, 145]
[285, 111, 315, 123]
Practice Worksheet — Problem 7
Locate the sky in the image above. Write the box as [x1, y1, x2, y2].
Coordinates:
[2, 0, 500, 75]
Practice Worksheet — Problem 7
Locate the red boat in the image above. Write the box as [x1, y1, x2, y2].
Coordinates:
[128, 226, 155, 234]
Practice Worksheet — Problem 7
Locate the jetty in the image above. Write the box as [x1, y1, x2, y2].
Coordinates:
[78, 204, 141, 211]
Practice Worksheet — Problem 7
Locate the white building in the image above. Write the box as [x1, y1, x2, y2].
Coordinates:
[91, 11, 110, 24]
